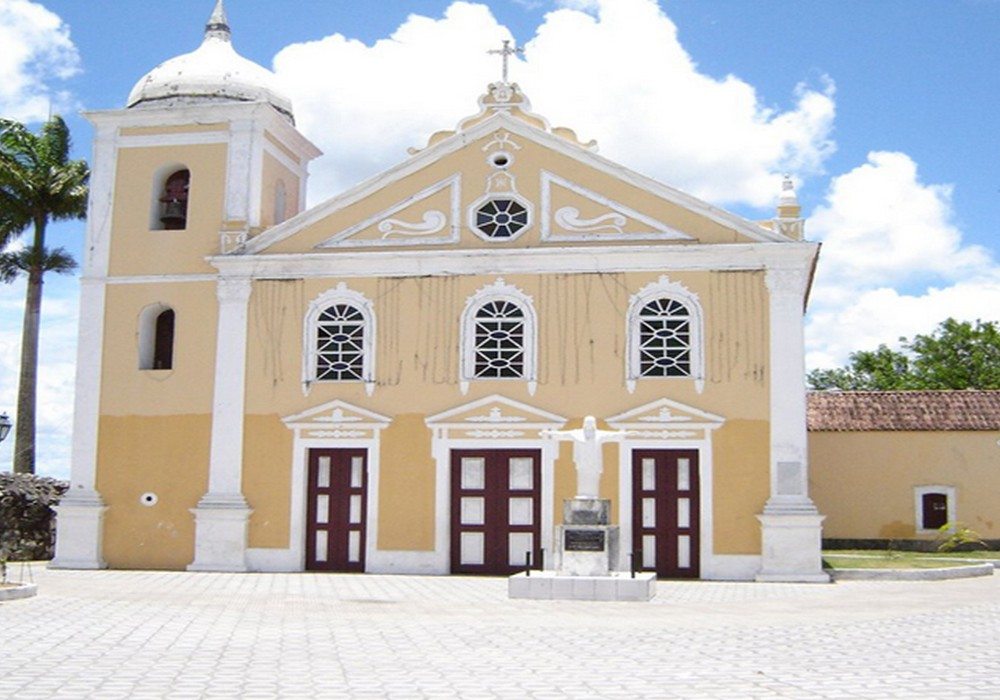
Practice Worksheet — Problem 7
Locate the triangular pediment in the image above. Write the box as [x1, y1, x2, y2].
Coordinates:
[426, 394, 566, 428]
[607, 397, 724, 429]
[283, 399, 391, 428]
[540, 171, 693, 242]
[238, 110, 787, 258]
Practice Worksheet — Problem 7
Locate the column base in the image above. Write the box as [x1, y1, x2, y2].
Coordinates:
[188, 495, 253, 572]
[756, 511, 829, 583]
[50, 490, 108, 570]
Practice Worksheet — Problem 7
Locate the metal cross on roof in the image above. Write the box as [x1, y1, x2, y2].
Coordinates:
[488, 40, 523, 84]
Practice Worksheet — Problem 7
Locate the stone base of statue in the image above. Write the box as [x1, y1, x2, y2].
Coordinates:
[508, 497, 655, 601]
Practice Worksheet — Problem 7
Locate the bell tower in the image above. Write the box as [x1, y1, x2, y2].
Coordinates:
[52, 1, 320, 571]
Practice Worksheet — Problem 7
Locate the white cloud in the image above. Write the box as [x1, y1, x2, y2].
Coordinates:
[0, 0, 80, 123]
[273, 0, 835, 208]
[805, 152, 1000, 369]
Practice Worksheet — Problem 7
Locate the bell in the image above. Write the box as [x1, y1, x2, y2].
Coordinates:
[160, 199, 187, 229]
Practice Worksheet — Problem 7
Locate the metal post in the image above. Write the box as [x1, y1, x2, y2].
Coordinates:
[628, 552, 635, 579]
[525, 550, 532, 577]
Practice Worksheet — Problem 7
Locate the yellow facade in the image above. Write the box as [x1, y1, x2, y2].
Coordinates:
[69, 71, 824, 580]
[810, 431, 1000, 541]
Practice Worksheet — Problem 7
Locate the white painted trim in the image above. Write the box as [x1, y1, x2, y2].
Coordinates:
[914, 485, 957, 534]
[459, 278, 538, 396]
[624, 275, 706, 394]
[248, 121, 266, 229]
[467, 190, 534, 244]
[262, 139, 307, 181]
[540, 171, 693, 242]
[225, 119, 254, 226]
[317, 175, 461, 248]
[762, 267, 819, 514]
[271, 399, 392, 573]
[426, 393, 567, 426]
[118, 132, 229, 148]
[425, 395, 566, 574]
[609, 398, 725, 579]
[203, 277, 253, 497]
[212, 241, 820, 280]
[101, 274, 218, 284]
[301, 283, 377, 396]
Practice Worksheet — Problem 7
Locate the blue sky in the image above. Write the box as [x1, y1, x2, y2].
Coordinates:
[2, 0, 999, 476]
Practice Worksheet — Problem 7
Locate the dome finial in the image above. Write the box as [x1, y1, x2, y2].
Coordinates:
[205, 0, 231, 42]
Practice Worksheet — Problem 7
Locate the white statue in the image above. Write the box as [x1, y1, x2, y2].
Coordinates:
[541, 416, 632, 499]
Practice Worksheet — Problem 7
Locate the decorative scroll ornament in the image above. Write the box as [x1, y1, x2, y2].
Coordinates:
[554, 207, 626, 234]
[314, 408, 363, 423]
[378, 210, 447, 238]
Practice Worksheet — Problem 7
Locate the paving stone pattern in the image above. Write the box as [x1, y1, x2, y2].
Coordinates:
[1, 566, 998, 698]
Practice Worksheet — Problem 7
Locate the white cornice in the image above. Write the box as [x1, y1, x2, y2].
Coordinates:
[84, 101, 321, 162]
[210, 241, 819, 279]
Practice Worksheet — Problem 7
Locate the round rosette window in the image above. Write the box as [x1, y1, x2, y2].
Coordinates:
[475, 198, 529, 239]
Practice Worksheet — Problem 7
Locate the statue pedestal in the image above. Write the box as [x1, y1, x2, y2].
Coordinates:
[509, 497, 655, 601]
[554, 498, 619, 576]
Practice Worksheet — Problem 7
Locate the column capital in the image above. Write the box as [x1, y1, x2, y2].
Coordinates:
[765, 266, 810, 298]
[216, 276, 252, 305]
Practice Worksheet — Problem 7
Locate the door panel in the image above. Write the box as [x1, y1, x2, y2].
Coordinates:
[451, 449, 541, 575]
[922, 492, 948, 530]
[632, 449, 699, 579]
[306, 449, 367, 572]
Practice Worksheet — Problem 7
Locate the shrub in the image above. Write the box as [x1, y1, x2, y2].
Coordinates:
[0, 472, 68, 572]
[936, 522, 988, 553]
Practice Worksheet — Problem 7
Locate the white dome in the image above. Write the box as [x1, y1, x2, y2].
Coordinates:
[126, 2, 293, 121]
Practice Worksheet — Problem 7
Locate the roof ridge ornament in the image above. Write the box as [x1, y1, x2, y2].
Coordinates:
[205, 0, 231, 42]
[488, 39, 523, 86]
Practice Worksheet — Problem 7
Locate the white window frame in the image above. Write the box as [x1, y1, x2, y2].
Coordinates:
[914, 484, 956, 535]
[460, 278, 537, 395]
[625, 275, 704, 393]
[303, 283, 376, 396]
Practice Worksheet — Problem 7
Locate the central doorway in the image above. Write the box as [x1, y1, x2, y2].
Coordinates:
[306, 448, 367, 572]
[450, 449, 541, 575]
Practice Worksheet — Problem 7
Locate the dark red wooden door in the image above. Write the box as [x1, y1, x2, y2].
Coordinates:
[922, 493, 948, 530]
[632, 449, 700, 579]
[306, 449, 367, 572]
[451, 449, 541, 575]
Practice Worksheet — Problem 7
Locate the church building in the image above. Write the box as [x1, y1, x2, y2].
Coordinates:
[52, 2, 828, 582]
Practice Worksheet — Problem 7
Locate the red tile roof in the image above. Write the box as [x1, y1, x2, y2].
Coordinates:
[807, 390, 1000, 431]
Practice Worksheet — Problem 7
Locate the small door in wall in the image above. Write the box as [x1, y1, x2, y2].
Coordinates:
[306, 449, 367, 572]
[451, 449, 541, 576]
[921, 492, 948, 530]
[632, 449, 700, 579]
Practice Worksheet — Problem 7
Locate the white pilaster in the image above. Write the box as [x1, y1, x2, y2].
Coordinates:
[189, 276, 253, 572]
[51, 122, 118, 570]
[757, 267, 828, 583]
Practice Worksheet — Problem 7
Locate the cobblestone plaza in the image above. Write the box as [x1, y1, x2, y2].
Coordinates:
[2, 566, 998, 698]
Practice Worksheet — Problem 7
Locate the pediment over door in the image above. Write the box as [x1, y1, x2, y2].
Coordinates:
[607, 397, 724, 442]
[425, 394, 566, 441]
[283, 399, 391, 441]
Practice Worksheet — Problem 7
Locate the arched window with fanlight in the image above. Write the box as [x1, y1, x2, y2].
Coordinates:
[460, 279, 537, 395]
[626, 276, 704, 393]
[304, 284, 376, 394]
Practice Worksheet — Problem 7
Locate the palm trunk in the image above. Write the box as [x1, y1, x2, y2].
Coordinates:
[12, 221, 46, 475]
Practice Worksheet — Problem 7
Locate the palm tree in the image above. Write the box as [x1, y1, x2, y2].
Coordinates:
[0, 116, 89, 474]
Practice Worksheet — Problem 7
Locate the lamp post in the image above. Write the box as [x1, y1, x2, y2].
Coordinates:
[0, 413, 11, 443]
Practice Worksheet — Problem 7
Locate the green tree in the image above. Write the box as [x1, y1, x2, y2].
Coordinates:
[0, 116, 89, 474]
[808, 318, 1000, 390]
